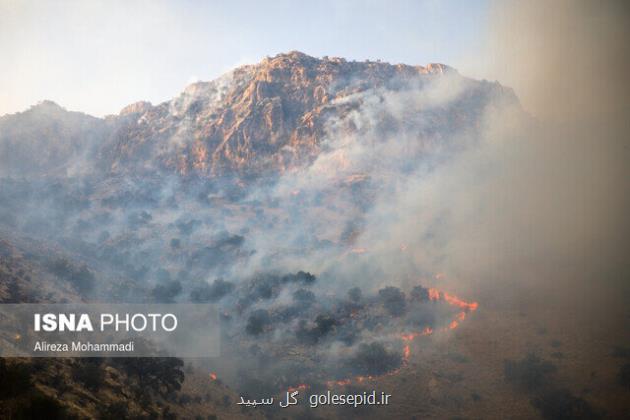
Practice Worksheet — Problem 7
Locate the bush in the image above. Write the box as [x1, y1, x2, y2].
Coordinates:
[246, 309, 271, 335]
[114, 357, 185, 396]
[71, 359, 104, 392]
[293, 288, 315, 304]
[151, 280, 182, 303]
[378, 286, 407, 316]
[282, 271, 316, 284]
[348, 342, 402, 376]
[47, 257, 95, 294]
[296, 314, 338, 344]
[410, 285, 430, 301]
[504, 353, 556, 391]
[532, 388, 598, 420]
[347, 287, 362, 302]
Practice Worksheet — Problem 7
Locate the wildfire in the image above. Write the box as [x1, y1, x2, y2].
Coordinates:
[287, 383, 309, 392]
[209, 372, 217, 381]
[443, 292, 479, 311]
[428, 287, 441, 301]
[318, 282, 478, 390]
[326, 379, 352, 387]
[403, 345, 410, 359]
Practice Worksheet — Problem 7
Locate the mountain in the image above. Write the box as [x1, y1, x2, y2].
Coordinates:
[0, 52, 525, 418]
[0, 101, 108, 177]
[0, 51, 518, 179]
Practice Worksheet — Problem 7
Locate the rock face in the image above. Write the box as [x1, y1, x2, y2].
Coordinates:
[0, 51, 518, 179]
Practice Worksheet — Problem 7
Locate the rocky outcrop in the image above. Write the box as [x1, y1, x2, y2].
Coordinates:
[0, 51, 517, 179]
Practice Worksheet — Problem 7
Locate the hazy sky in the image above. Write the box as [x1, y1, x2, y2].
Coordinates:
[0, 0, 492, 117]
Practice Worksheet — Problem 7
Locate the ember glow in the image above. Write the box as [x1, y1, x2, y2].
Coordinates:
[287, 384, 309, 392]
[282, 283, 479, 391]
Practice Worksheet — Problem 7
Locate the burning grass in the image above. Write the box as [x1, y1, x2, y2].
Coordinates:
[207, 271, 478, 395]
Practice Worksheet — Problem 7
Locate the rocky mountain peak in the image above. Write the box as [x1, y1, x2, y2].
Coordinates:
[1, 52, 517, 179]
[119, 101, 153, 116]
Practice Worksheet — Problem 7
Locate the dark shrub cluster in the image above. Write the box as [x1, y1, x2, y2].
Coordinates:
[246, 309, 271, 335]
[504, 353, 556, 391]
[47, 257, 95, 294]
[151, 279, 183, 303]
[71, 359, 104, 392]
[347, 342, 402, 376]
[378, 286, 407, 317]
[114, 357, 185, 396]
[296, 314, 338, 344]
[532, 388, 599, 420]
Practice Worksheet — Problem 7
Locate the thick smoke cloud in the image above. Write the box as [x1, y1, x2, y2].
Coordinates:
[463, 0, 630, 298]
[394, 0, 630, 310]
[1, 3, 627, 398]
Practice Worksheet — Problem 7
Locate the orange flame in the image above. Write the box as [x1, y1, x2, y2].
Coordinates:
[287, 278, 478, 393]
[209, 372, 217, 381]
[288, 384, 309, 392]
[443, 292, 478, 311]
[428, 287, 441, 300]
[403, 345, 410, 360]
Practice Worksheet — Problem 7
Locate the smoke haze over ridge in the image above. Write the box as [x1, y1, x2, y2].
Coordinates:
[0, 2, 629, 417]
